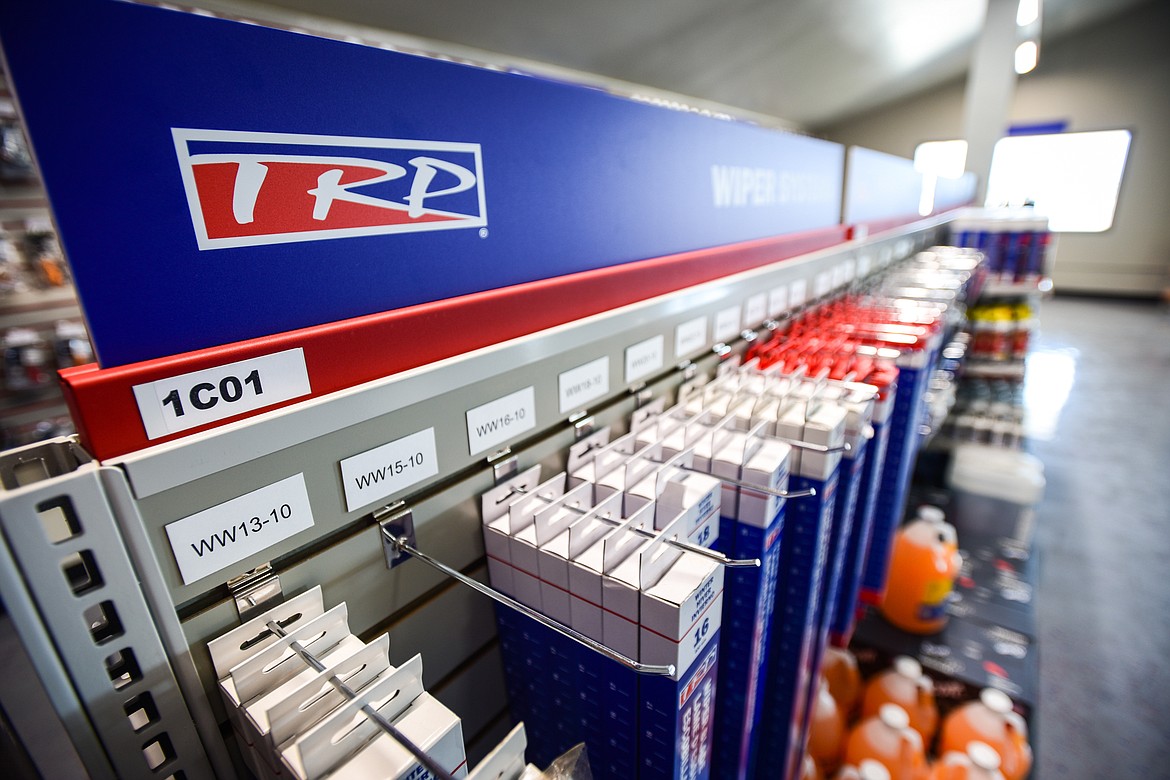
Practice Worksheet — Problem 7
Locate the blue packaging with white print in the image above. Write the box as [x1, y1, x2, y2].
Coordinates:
[713, 515, 783, 780]
[831, 385, 896, 644]
[758, 470, 839, 780]
[640, 642, 720, 780]
[708, 430, 790, 780]
[862, 355, 933, 602]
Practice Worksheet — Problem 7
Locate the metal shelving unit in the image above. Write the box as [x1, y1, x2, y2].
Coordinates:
[0, 216, 949, 779]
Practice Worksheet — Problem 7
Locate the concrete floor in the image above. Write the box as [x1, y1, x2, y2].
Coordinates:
[1028, 296, 1170, 777]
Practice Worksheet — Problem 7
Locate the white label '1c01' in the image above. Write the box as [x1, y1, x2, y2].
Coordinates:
[133, 348, 312, 439]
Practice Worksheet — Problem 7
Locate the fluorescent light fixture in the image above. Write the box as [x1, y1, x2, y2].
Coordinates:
[1015, 40, 1038, 74]
[1017, 0, 1040, 27]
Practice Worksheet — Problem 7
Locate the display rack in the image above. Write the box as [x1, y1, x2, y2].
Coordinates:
[0, 216, 949, 779]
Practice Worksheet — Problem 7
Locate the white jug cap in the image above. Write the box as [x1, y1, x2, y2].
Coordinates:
[968, 741, 1002, 770]
[980, 688, 1013, 714]
[917, 505, 946, 524]
[894, 655, 923, 680]
[878, 703, 910, 730]
[859, 759, 892, 780]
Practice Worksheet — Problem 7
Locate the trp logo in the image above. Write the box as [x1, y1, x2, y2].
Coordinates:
[172, 129, 486, 249]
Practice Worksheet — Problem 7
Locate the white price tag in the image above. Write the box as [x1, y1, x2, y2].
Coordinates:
[466, 387, 536, 456]
[675, 316, 708, 357]
[790, 279, 808, 307]
[879, 246, 893, 266]
[768, 285, 789, 317]
[625, 335, 665, 384]
[814, 271, 832, 298]
[165, 474, 315, 585]
[744, 294, 767, 326]
[339, 428, 439, 512]
[843, 258, 857, 282]
[831, 263, 847, 288]
[713, 305, 741, 342]
[857, 253, 873, 277]
[558, 357, 610, 414]
[133, 349, 311, 440]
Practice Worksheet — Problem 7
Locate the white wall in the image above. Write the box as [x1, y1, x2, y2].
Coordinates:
[816, 0, 1170, 297]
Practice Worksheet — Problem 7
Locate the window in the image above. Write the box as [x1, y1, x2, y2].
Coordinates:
[984, 130, 1132, 232]
[914, 130, 1132, 232]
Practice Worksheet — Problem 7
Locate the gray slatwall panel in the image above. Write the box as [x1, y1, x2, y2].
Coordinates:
[179, 362, 707, 724]
[377, 565, 497, 689]
[464, 710, 517, 769]
[430, 644, 510, 764]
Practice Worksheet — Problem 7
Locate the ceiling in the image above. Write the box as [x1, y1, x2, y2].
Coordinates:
[189, 0, 1150, 130]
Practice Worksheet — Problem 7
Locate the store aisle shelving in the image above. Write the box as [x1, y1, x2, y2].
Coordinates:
[1028, 296, 1170, 777]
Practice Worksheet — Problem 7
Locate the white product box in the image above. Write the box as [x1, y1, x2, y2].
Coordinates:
[737, 434, 792, 527]
[776, 400, 809, 474]
[265, 635, 393, 751]
[535, 489, 617, 627]
[480, 465, 550, 597]
[244, 637, 395, 780]
[653, 462, 721, 546]
[281, 655, 467, 779]
[710, 429, 748, 521]
[223, 605, 366, 776]
[567, 432, 637, 492]
[511, 479, 590, 610]
[799, 402, 847, 480]
[638, 515, 725, 676]
[570, 501, 654, 644]
[828, 382, 877, 453]
[208, 587, 329, 776]
[601, 517, 656, 661]
[465, 723, 527, 780]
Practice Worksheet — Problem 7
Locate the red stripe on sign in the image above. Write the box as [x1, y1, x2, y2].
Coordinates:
[62, 225, 850, 460]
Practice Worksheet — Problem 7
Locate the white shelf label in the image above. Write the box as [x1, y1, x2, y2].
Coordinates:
[133, 348, 311, 440]
[466, 387, 536, 456]
[831, 263, 846, 288]
[625, 335, 664, 384]
[814, 271, 832, 298]
[339, 428, 439, 512]
[768, 285, 789, 317]
[843, 258, 857, 282]
[166, 473, 315, 585]
[744, 293, 767, 326]
[790, 278, 808, 307]
[857, 253, 873, 277]
[713, 305, 741, 342]
[879, 246, 893, 266]
[675, 316, 708, 357]
[558, 357, 610, 414]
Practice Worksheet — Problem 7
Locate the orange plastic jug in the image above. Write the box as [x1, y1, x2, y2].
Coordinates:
[880, 506, 961, 634]
[823, 645, 863, 717]
[929, 741, 1007, 780]
[861, 656, 939, 744]
[939, 689, 1032, 780]
[843, 704, 928, 780]
[809, 677, 847, 773]
[834, 759, 893, 780]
